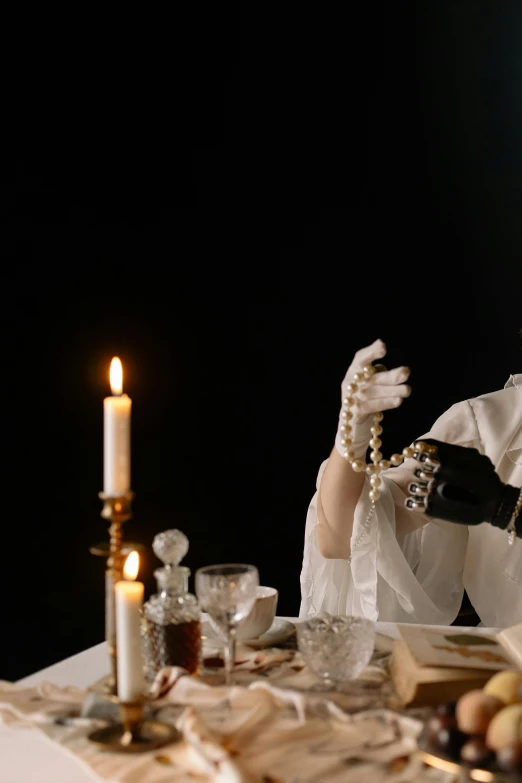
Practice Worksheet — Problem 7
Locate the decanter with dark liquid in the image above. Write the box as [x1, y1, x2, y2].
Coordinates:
[142, 529, 201, 680]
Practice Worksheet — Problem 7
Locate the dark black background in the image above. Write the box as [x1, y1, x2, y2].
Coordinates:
[2, 3, 521, 681]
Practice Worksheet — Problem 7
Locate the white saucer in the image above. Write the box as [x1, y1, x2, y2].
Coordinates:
[202, 617, 296, 649]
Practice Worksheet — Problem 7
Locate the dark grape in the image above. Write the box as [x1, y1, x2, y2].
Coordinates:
[496, 742, 522, 773]
[460, 737, 493, 767]
[436, 701, 457, 718]
[426, 713, 457, 743]
[434, 726, 467, 757]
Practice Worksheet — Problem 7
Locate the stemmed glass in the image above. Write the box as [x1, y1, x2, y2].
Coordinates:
[195, 564, 259, 685]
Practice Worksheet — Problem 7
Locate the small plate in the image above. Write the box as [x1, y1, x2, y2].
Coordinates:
[202, 617, 296, 649]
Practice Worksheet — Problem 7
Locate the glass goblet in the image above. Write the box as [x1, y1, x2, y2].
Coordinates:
[195, 564, 259, 685]
[297, 612, 375, 691]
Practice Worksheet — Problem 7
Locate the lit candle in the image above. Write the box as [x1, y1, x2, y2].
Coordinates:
[115, 551, 145, 702]
[104, 357, 131, 496]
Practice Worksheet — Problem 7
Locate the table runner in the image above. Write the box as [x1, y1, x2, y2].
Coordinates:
[0, 643, 453, 782]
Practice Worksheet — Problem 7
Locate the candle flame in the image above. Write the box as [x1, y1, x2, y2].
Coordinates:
[110, 357, 123, 395]
[123, 551, 139, 581]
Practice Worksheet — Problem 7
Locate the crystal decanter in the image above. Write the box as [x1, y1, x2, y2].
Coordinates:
[141, 529, 201, 680]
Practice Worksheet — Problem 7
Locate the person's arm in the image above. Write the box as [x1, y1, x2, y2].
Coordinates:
[316, 447, 365, 558]
[316, 339, 411, 559]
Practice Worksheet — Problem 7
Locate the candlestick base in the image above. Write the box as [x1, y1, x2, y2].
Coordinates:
[88, 700, 180, 753]
[88, 720, 179, 752]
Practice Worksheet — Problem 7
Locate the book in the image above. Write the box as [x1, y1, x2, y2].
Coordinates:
[388, 622, 522, 708]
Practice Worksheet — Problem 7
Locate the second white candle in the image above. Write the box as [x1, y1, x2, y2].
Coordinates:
[115, 553, 145, 702]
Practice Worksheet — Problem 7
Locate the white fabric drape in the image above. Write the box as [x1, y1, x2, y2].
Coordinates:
[300, 376, 522, 628]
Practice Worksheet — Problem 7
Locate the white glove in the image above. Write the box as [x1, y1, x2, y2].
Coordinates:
[335, 339, 411, 459]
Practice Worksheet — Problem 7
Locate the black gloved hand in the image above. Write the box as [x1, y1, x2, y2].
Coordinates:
[405, 438, 520, 531]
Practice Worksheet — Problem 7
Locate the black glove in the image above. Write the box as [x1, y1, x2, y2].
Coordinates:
[404, 438, 522, 533]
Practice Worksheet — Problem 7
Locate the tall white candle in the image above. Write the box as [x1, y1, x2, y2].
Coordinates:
[104, 357, 131, 496]
[115, 552, 145, 702]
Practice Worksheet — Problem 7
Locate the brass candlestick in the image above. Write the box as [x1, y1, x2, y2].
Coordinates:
[88, 696, 180, 752]
[89, 491, 136, 695]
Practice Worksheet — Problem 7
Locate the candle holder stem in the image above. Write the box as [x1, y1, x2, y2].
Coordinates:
[98, 491, 134, 695]
[120, 700, 144, 747]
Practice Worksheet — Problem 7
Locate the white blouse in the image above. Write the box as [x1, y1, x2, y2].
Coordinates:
[300, 375, 522, 628]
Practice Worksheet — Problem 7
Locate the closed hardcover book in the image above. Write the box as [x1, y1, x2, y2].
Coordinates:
[389, 623, 522, 708]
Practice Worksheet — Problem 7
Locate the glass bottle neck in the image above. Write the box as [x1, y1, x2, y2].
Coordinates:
[154, 565, 189, 598]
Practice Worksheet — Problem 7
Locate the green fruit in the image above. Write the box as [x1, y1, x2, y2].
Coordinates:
[484, 671, 522, 706]
[486, 704, 522, 751]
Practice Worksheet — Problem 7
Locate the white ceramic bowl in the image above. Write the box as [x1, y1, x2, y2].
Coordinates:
[236, 586, 278, 640]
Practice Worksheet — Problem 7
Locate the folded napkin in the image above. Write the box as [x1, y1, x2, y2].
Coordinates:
[0, 647, 451, 783]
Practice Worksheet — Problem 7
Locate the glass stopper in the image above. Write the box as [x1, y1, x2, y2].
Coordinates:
[152, 529, 189, 567]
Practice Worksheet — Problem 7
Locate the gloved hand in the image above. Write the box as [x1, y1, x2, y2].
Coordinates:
[335, 339, 411, 460]
[407, 438, 522, 532]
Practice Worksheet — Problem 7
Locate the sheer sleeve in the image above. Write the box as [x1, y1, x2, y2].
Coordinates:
[300, 400, 481, 623]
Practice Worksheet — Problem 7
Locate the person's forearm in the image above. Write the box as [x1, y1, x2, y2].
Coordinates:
[316, 446, 366, 559]
[314, 338, 411, 560]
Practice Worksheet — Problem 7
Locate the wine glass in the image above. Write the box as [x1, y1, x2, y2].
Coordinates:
[195, 564, 259, 685]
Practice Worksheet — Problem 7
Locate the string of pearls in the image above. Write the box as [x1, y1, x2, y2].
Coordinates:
[338, 363, 415, 503]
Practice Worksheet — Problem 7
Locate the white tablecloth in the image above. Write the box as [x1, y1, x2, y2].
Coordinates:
[2, 644, 106, 783]
[0, 619, 493, 783]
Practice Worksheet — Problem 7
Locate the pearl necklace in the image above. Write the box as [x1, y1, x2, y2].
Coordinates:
[338, 363, 415, 503]
[340, 366, 520, 547]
